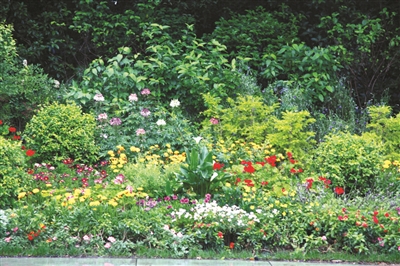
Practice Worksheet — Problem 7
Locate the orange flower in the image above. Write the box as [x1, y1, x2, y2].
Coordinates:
[229, 242, 234, 249]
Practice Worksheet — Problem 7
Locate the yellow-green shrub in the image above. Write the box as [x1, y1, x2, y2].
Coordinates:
[23, 102, 99, 164]
[310, 131, 384, 195]
[0, 136, 31, 208]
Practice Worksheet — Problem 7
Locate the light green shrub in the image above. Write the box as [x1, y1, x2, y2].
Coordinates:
[310, 132, 384, 195]
[367, 105, 400, 160]
[0, 136, 31, 208]
[23, 102, 99, 164]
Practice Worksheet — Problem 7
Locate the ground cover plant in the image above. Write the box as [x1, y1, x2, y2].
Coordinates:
[1, 2, 400, 263]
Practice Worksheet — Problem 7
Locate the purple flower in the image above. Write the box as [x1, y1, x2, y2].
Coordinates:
[180, 198, 189, 204]
[140, 108, 151, 117]
[109, 117, 122, 126]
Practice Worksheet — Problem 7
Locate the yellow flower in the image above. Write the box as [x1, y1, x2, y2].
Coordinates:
[116, 145, 125, 151]
[166, 144, 171, 148]
[45, 183, 52, 187]
[269, 204, 274, 208]
[31, 188, 39, 194]
[107, 150, 115, 156]
[55, 195, 62, 200]
[250, 205, 255, 210]
[225, 182, 231, 188]
[139, 158, 145, 163]
[282, 212, 287, 216]
[383, 160, 391, 169]
[10, 213, 17, 218]
[281, 204, 288, 208]
[89, 201, 101, 207]
[137, 187, 144, 191]
[108, 200, 118, 207]
[18, 192, 26, 199]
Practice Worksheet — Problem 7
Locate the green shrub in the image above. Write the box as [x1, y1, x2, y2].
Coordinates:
[23, 102, 99, 164]
[310, 132, 384, 196]
[0, 136, 31, 208]
[367, 105, 400, 160]
[201, 94, 279, 143]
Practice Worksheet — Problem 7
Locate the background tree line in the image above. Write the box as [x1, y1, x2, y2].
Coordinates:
[1, 0, 399, 115]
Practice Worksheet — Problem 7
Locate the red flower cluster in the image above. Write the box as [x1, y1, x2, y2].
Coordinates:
[213, 162, 224, 170]
[244, 179, 254, 187]
[27, 225, 46, 241]
[217, 231, 223, 239]
[241, 161, 255, 173]
[318, 176, 331, 188]
[265, 155, 277, 167]
[334, 187, 345, 195]
[305, 178, 314, 189]
[26, 149, 35, 157]
[8, 127, 16, 133]
[290, 168, 303, 174]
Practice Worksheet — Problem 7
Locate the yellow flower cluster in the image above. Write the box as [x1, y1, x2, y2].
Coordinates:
[383, 160, 400, 172]
[108, 145, 128, 172]
[213, 139, 274, 162]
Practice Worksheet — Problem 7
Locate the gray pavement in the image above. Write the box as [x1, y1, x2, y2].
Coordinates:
[0, 257, 378, 266]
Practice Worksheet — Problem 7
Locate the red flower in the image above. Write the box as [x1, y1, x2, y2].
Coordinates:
[243, 164, 255, 174]
[26, 149, 36, 156]
[244, 179, 255, 187]
[27, 235, 34, 241]
[384, 212, 389, 217]
[289, 158, 297, 164]
[361, 222, 368, 228]
[213, 162, 224, 170]
[290, 168, 297, 174]
[334, 187, 344, 195]
[261, 181, 268, 186]
[12, 135, 21, 140]
[27, 169, 34, 175]
[256, 161, 265, 167]
[217, 232, 223, 239]
[373, 211, 379, 216]
[8, 127, 16, 133]
[229, 242, 235, 249]
[338, 215, 348, 221]
[286, 152, 293, 159]
[305, 178, 314, 189]
[0, 120, 3, 125]
[373, 216, 379, 224]
[265, 156, 276, 167]
[234, 178, 241, 186]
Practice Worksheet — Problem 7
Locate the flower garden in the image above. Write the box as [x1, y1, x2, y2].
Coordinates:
[1, 87, 400, 261]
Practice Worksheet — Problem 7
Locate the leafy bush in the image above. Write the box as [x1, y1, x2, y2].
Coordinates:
[367, 105, 400, 160]
[201, 94, 279, 143]
[310, 132, 384, 195]
[0, 136, 32, 208]
[23, 102, 99, 164]
[0, 22, 58, 131]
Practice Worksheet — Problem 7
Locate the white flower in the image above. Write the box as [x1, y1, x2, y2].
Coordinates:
[93, 93, 105, 102]
[54, 80, 60, 88]
[170, 99, 180, 108]
[23, 59, 28, 67]
[156, 119, 166, 126]
[176, 232, 183, 238]
[193, 136, 202, 144]
[128, 93, 138, 102]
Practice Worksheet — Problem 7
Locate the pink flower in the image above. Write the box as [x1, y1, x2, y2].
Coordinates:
[126, 185, 133, 193]
[141, 88, 151, 95]
[140, 108, 151, 117]
[321, 236, 327, 241]
[210, 118, 219, 125]
[107, 236, 116, 243]
[109, 117, 122, 126]
[5, 237, 11, 243]
[83, 235, 91, 241]
[136, 128, 146, 136]
[98, 113, 108, 121]
[104, 242, 112, 249]
[12, 227, 18, 233]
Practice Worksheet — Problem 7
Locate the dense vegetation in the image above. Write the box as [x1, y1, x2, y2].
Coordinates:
[1, 0, 400, 262]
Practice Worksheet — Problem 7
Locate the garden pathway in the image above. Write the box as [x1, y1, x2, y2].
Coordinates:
[0, 257, 386, 266]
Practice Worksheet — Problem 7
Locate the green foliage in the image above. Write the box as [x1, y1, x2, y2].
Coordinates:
[0, 22, 58, 131]
[267, 110, 316, 158]
[261, 43, 346, 103]
[66, 23, 244, 115]
[23, 102, 99, 164]
[0, 136, 31, 208]
[319, 9, 400, 107]
[208, 6, 300, 71]
[201, 94, 279, 143]
[367, 105, 400, 160]
[175, 145, 231, 198]
[310, 132, 384, 195]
